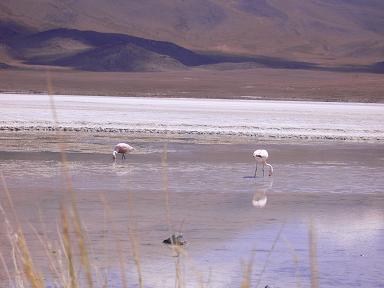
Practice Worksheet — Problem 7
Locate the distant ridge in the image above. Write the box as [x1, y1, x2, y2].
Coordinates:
[0, 62, 11, 69]
[0, 23, 383, 73]
[1, 0, 383, 65]
[2, 25, 321, 72]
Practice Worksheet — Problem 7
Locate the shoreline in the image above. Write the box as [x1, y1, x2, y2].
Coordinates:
[0, 90, 382, 104]
[1, 68, 384, 103]
[0, 126, 382, 142]
[1, 93, 383, 143]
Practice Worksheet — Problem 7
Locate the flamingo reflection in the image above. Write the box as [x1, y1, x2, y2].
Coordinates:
[252, 178, 273, 208]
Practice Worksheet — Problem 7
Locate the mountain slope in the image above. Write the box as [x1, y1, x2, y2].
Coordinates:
[3, 27, 215, 71]
[1, 0, 383, 65]
[49, 43, 186, 72]
[1, 25, 383, 73]
[4, 26, 330, 72]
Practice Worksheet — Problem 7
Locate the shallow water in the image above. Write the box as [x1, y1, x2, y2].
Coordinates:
[0, 139, 383, 287]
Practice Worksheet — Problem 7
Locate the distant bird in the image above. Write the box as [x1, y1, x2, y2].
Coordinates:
[253, 149, 273, 177]
[163, 233, 187, 246]
[112, 143, 134, 160]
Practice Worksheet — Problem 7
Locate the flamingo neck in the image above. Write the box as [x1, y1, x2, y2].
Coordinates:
[112, 151, 118, 159]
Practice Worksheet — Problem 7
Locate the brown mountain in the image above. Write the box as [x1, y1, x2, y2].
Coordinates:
[3, 27, 205, 71]
[0, 0, 383, 72]
[1, 0, 383, 61]
[1, 25, 328, 72]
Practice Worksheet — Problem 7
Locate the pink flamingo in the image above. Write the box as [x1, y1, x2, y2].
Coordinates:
[113, 143, 134, 160]
[253, 149, 273, 177]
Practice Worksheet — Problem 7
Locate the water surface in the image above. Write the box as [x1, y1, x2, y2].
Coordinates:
[0, 139, 383, 287]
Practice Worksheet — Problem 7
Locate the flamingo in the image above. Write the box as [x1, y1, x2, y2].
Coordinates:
[253, 149, 273, 177]
[112, 143, 134, 160]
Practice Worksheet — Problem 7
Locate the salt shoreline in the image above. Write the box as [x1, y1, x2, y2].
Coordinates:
[0, 125, 381, 142]
[1, 93, 383, 142]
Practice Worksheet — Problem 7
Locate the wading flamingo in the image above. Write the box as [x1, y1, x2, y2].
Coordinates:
[253, 149, 273, 177]
[113, 143, 134, 160]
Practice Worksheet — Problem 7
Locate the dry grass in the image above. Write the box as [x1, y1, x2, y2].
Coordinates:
[1, 172, 45, 288]
[309, 218, 319, 288]
[240, 255, 254, 288]
[100, 195, 128, 288]
[0, 144, 189, 288]
[126, 185, 144, 288]
[0, 71, 186, 287]
[0, 71, 320, 288]
[0, 134, 319, 288]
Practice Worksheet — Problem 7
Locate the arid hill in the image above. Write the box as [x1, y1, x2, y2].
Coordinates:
[1, 0, 383, 68]
[0, 24, 382, 73]
[0, 0, 383, 102]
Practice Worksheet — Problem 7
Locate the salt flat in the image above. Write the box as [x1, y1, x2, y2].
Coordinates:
[0, 94, 383, 141]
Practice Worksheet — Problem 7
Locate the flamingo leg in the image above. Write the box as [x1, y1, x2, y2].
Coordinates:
[122, 153, 126, 159]
[254, 162, 258, 177]
[262, 163, 265, 177]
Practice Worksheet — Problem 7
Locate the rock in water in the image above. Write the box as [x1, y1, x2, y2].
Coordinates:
[163, 233, 186, 246]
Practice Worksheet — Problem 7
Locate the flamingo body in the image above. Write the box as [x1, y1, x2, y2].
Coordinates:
[253, 149, 273, 177]
[253, 149, 269, 163]
[113, 143, 134, 160]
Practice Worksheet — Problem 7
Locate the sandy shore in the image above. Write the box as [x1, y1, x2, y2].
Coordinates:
[1, 68, 384, 103]
[1, 94, 383, 141]
[0, 133, 383, 287]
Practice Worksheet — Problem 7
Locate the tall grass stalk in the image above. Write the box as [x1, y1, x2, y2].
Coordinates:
[162, 143, 186, 288]
[47, 69, 95, 287]
[0, 71, 316, 288]
[61, 205, 78, 288]
[29, 223, 62, 286]
[309, 218, 319, 288]
[0, 250, 12, 285]
[240, 254, 254, 288]
[100, 195, 128, 288]
[162, 143, 172, 232]
[126, 183, 144, 288]
[282, 236, 302, 288]
[1, 173, 45, 288]
[255, 222, 285, 288]
[71, 207, 94, 288]
[16, 229, 45, 288]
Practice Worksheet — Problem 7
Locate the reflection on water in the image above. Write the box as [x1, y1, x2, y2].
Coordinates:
[252, 178, 273, 208]
[0, 142, 383, 288]
[112, 160, 135, 176]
